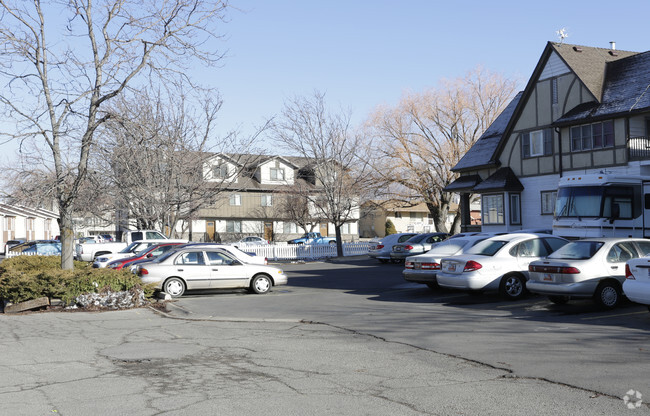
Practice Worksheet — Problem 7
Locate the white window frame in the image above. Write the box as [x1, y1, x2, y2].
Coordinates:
[261, 194, 273, 207]
[529, 131, 544, 157]
[213, 163, 229, 179]
[226, 220, 242, 233]
[482, 194, 505, 225]
[270, 167, 285, 181]
[509, 194, 521, 225]
[230, 194, 241, 206]
[541, 191, 557, 215]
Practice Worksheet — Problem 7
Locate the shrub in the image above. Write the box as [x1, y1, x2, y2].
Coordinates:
[0, 256, 155, 305]
[385, 219, 397, 236]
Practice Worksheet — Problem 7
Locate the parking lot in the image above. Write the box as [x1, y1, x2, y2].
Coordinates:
[1, 256, 649, 415]
[170, 258, 650, 406]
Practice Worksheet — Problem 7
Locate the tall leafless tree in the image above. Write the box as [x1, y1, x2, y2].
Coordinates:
[0, 0, 231, 268]
[273, 91, 370, 256]
[94, 86, 266, 239]
[365, 67, 518, 233]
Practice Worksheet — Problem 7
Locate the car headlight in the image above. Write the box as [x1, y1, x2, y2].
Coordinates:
[107, 262, 122, 269]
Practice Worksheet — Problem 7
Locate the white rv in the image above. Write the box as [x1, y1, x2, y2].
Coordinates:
[553, 173, 650, 238]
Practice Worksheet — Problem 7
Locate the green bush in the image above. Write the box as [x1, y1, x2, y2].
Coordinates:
[0, 256, 155, 305]
[385, 219, 397, 236]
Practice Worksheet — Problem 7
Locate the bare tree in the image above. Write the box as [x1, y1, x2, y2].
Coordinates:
[94, 86, 265, 239]
[365, 67, 518, 233]
[273, 91, 370, 256]
[0, 0, 231, 268]
[275, 184, 322, 236]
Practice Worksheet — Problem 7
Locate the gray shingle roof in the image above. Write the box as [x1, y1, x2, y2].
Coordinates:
[472, 167, 523, 193]
[451, 92, 522, 172]
[551, 42, 638, 102]
[555, 50, 650, 124]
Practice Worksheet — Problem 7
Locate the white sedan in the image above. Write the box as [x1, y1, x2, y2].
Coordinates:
[624, 256, 650, 311]
[437, 233, 569, 300]
[403, 234, 494, 289]
[135, 246, 286, 297]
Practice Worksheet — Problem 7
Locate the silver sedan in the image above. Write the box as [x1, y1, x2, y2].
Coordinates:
[135, 246, 286, 297]
[527, 238, 650, 309]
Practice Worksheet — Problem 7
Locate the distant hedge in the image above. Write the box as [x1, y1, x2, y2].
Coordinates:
[0, 256, 155, 305]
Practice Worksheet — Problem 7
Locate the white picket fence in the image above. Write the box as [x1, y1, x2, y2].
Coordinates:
[238, 242, 371, 261]
[5, 251, 60, 258]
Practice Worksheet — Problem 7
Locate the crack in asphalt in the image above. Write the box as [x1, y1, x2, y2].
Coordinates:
[147, 306, 647, 410]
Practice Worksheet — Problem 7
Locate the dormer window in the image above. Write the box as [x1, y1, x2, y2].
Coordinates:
[521, 129, 552, 158]
[270, 167, 285, 181]
[213, 164, 229, 179]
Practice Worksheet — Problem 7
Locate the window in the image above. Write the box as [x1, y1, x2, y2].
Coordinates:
[206, 251, 237, 265]
[213, 163, 229, 179]
[270, 167, 285, 181]
[510, 194, 521, 225]
[482, 194, 504, 225]
[5, 216, 15, 231]
[394, 212, 402, 218]
[283, 222, 297, 234]
[226, 220, 242, 233]
[521, 129, 552, 158]
[261, 195, 272, 207]
[145, 231, 165, 240]
[341, 223, 351, 234]
[541, 191, 557, 215]
[175, 251, 205, 265]
[570, 120, 614, 151]
[230, 194, 241, 206]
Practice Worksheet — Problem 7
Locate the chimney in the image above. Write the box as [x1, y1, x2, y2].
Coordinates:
[610, 41, 616, 50]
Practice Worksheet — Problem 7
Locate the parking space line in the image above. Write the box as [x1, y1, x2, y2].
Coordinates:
[580, 311, 649, 321]
[496, 301, 545, 309]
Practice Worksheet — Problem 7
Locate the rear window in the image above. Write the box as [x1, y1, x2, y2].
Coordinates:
[428, 239, 468, 256]
[466, 240, 508, 256]
[548, 241, 604, 260]
[397, 234, 416, 243]
[407, 234, 428, 243]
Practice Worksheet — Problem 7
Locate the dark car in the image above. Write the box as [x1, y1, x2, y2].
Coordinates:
[3, 239, 25, 255]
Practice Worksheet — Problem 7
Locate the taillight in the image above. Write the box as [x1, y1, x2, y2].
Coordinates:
[139, 268, 149, 276]
[404, 245, 414, 250]
[376, 244, 384, 249]
[421, 262, 440, 270]
[405, 261, 414, 269]
[463, 260, 482, 272]
[264, 257, 268, 265]
[625, 264, 635, 279]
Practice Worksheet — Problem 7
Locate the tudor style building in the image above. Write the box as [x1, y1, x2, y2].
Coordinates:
[447, 42, 650, 234]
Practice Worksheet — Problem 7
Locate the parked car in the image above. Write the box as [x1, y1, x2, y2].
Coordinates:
[7, 240, 61, 256]
[99, 234, 114, 242]
[368, 233, 417, 263]
[527, 238, 650, 309]
[390, 233, 449, 262]
[175, 243, 268, 265]
[93, 239, 188, 268]
[403, 234, 494, 289]
[135, 246, 286, 297]
[624, 255, 650, 311]
[106, 242, 186, 270]
[437, 233, 569, 300]
[3, 239, 25, 255]
[230, 236, 269, 248]
[288, 232, 337, 245]
[75, 230, 169, 262]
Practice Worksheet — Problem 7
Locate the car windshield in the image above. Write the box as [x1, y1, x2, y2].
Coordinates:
[406, 234, 428, 244]
[120, 242, 140, 253]
[466, 240, 509, 256]
[427, 239, 469, 255]
[547, 241, 604, 260]
[134, 246, 155, 256]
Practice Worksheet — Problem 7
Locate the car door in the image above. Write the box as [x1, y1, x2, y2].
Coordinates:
[604, 242, 638, 280]
[514, 238, 546, 273]
[173, 250, 212, 290]
[205, 250, 248, 289]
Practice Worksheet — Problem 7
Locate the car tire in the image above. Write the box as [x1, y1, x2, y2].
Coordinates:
[329, 240, 336, 245]
[378, 259, 388, 264]
[499, 273, 526, 300]
[548, 295, 570, 305]
[593, 281, 622, 309]
[163, 277, 185, 298]
[426, 282, 439, 290]
[250, 274, 272, 294]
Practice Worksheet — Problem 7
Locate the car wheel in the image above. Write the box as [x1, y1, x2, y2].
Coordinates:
[391, 259, 402, 264]
[499, 274, 526, 300]
[426, 282, 439, 290]
[548, 295, 570, 305]
[250, 274, 272, 294]
[593, 281, 621, 309]
[163, 277, 185, 298]
[329, 240, 336, 245]
[378, 259, 388, 264]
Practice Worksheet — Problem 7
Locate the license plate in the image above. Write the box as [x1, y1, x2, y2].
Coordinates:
[446, 264, 456, 272]
[394, 247, 402, 252]
[414, 263, 421, 270]
[543, 273, 554, 282]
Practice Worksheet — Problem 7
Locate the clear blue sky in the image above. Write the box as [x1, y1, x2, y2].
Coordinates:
[209, 0, 650, 142]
